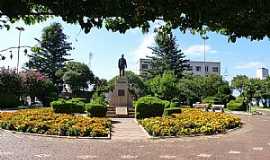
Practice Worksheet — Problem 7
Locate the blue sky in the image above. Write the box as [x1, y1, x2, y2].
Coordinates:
[0, 17, 270, 81]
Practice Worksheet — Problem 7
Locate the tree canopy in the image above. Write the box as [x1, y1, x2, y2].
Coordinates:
[1, 1, 270, 41]
[147, 29, 189, 78]
[26, 23, 72, 85]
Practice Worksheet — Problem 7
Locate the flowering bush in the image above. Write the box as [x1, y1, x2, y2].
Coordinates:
[20, 70, 56, 106]
[139, 108, 241, 137]
[0, 108, 111, 137]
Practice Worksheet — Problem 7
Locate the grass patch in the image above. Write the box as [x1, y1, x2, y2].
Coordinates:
[0, 108, 111, 137]
[139, 108, 241, 137]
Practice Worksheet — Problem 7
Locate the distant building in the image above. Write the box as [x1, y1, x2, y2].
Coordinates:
[139, 58, 221, 76]
[187, 61, 221, 76]
[139, 59, 152, 75]
[256, 67, 269, 80]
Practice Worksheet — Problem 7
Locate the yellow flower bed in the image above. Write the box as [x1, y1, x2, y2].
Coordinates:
[0, 108, 111, 137]
[140, 108, 241, 137]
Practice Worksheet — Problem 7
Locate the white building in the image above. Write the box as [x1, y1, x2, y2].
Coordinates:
[139, 59, 221, 76]
[256, 67, 269, 80]
[187, 61, 220, 76]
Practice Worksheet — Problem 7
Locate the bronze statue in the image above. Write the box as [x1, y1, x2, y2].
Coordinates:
[118, 54, 127, 76]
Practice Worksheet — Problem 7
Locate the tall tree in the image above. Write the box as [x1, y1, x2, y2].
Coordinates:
[147, 28, 189, 78]
[26, 23, 72, 86]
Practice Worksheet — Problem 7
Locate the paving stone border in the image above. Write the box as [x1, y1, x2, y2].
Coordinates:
[0, 128, 111, 139]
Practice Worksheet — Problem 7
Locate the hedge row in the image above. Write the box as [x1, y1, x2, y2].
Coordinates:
[50, 98, 107, 117]
[135, 96, 181, 119]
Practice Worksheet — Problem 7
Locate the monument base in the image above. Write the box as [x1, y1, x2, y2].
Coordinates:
[116, 107, 128, 115]
[109, 76, 133, 116]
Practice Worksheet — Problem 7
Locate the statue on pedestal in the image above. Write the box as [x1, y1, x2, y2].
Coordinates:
[118, 54, 127, 76]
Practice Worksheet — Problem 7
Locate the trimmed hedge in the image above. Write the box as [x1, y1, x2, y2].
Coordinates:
[86, 103, 107, 117]
[169, 102, 178, 108]
[51, 100, 85, 114]
[135, 96, 165, 119]
[162, 100, 171, 108]
[163, 107, 182, 116]
[69, 98, 89, 103]
[227, 97, 246, 111]
[227, 101, 246, 111]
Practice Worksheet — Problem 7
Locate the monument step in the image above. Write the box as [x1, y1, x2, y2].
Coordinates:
[106, 114, 135, 118]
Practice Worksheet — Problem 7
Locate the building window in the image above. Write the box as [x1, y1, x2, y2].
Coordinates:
[141, 64, 148, 69]
[196, 66, 201, 72]
[212, 67, 219, 72]
[205, 66, 209, 72]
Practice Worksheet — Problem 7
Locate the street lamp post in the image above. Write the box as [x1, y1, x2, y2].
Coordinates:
[15, 27, 25, 73]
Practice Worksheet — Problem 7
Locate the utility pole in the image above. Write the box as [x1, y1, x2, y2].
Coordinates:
[202, 35, 209, 75]
[16, 27, 25, 73]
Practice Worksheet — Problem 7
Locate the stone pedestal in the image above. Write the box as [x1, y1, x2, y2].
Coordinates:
[109, 76, 133, 115]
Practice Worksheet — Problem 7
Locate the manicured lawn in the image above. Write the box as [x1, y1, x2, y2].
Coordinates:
[0, 108, 111, 137]
[139, 108, 241, 137]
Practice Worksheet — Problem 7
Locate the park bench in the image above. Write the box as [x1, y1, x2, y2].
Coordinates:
[212, 104, 224, 113]
[193, 103, 209, 112]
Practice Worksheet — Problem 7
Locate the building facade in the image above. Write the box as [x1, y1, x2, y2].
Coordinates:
[187, 61, 220, 76]
[256, 67, 269, 80]
[139, 59, 221, 76]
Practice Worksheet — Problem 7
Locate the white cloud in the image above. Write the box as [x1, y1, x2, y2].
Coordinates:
[235, 62, 262, 69]
[183, 44, 217, 55]
[131, 33, 155, 60]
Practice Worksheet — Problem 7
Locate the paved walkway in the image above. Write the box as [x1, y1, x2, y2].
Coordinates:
[111, 118, 149, 140]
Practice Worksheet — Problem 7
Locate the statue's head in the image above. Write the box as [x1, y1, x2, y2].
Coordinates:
[121, 54, 124, 58]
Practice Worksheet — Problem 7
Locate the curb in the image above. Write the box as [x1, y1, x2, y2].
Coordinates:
[133, 119, 152, 139]
[0, 129, 111, 140]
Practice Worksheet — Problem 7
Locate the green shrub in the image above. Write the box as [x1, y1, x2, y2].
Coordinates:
[169, 102, 178, 108]
[0, 94, 21, 108]
[162, 100, 171, 108]
[69, 98, 88, 103]
[51, 100, 85, 114]
[135, 96, 165, 119]
[227, 100, 246, 111]
[86, 103, 107, 117]
[163, 107, 182, 116]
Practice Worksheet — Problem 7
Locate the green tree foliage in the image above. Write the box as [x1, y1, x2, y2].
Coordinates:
[147, 29, 189, 78]
[231, 75, 249, 95]
[108, 71, 147, 99]
[147, 71, 179, 101]
[176, 75, 231, 105]
[58, 61, 95, 91]
[26, 23, 72, 85]
[0, 1, 269, 41]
